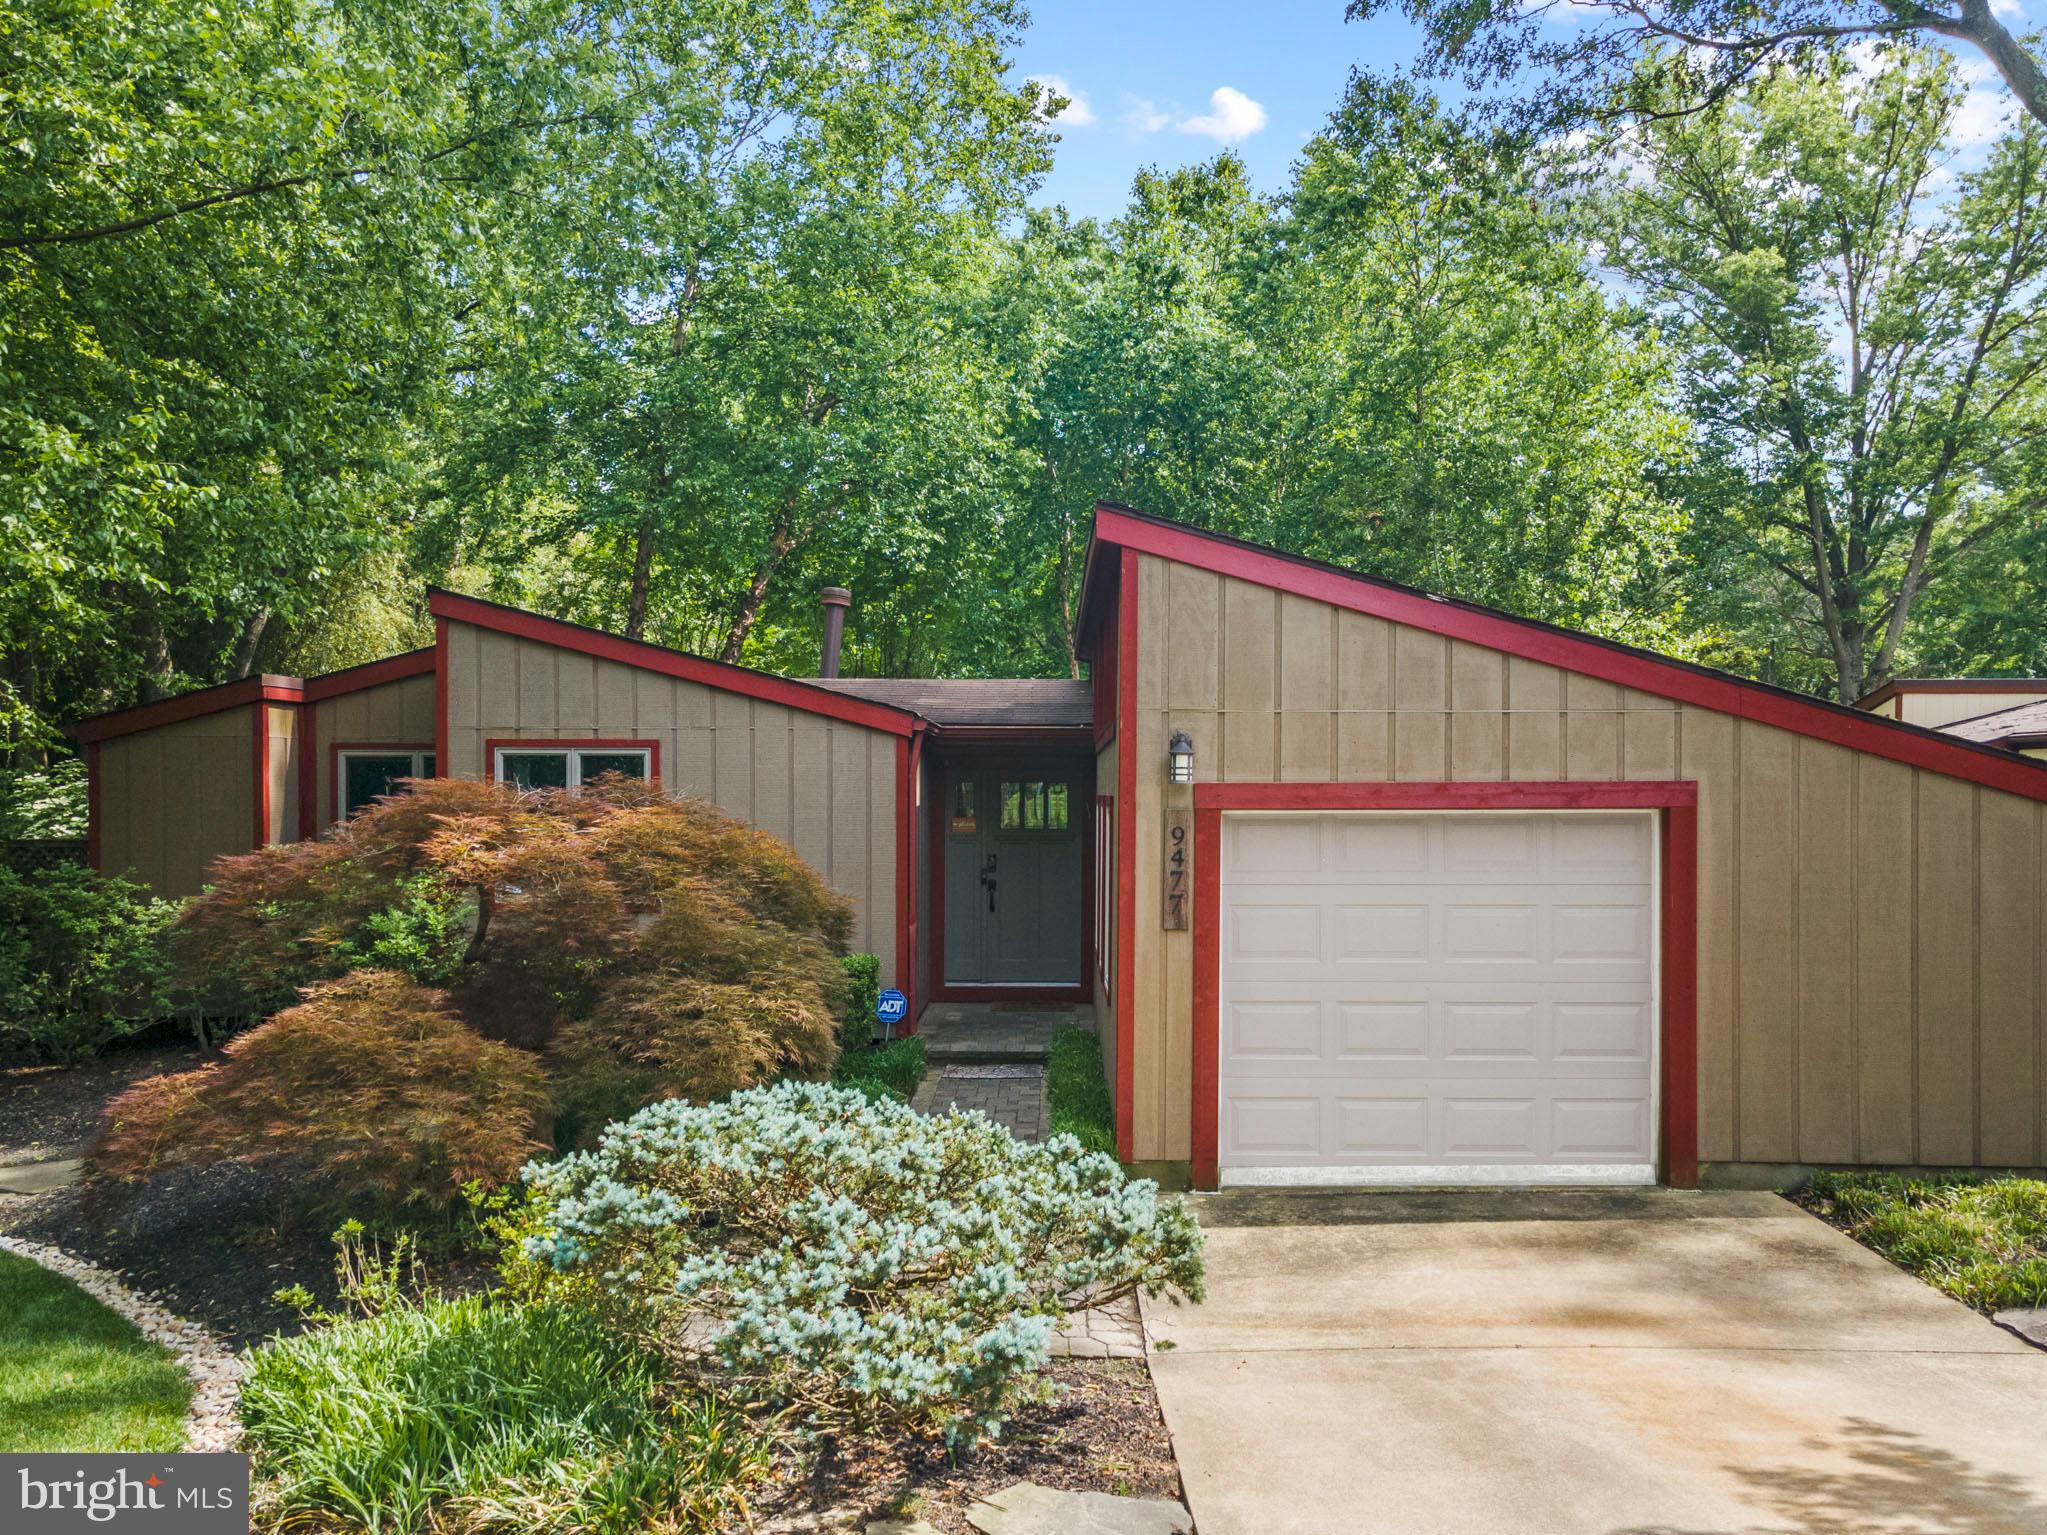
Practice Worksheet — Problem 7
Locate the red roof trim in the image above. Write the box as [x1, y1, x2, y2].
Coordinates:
[1089, 504, 2047, 806]
[428, 590, 919, 737]
[73, 676, 304, 744]
[302, 649, 435, 703]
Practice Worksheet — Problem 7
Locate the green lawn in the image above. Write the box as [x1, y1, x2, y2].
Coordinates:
[0, 1250, 191, 1452]
[833, 1035, 927, 1102]
[1047, 1027, 1115, 1155]
[1801, 1170, 2047, 1312]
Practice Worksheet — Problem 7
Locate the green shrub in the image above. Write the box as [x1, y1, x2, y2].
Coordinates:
[1046, 1027, 1115, 1155]
[527, 1081, 1205, 1447]
[838, 951, 880, 1051]
[94, 970, 553, 1211]
[0, 760, 87, 840]
[339, 873, 470, 986]
[0, 863, 178, 1060]
[1803, 1170, 2047, 1311]
[241, 1293, 771, 1535]
[832, 1035, 926, 1103]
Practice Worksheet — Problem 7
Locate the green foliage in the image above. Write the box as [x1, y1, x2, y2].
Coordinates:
[832, 1036, 928, 1104]
[339, 875, 470, 987]
[1589, 48, 2047, 700]
[0, 761, 88, 840]
[0, 1251, 192, 1452]
[0, 864, 177, 1060]
[839, 951, 881, 1053]
[240, 1291, 771, 1535]
[1046, 1028, 1115, 1156]
[528, 1081, 1205, 1447]
[1803, 1170, 2047, 1313]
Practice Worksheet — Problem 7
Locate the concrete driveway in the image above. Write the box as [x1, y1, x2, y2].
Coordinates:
[1141, 1190, 2047, 1535]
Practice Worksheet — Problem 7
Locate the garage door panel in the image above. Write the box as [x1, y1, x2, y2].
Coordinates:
[1332, 1096, 1430, 1157]
[1219, 812, 1657, 1186]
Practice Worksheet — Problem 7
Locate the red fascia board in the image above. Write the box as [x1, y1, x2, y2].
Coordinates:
[301, 649, 436, 703]
[428, 590, 919, 737]
[1193, 780, 1699, 812]
[1188, 780, 1700, 1191]
[1113, 548, 1139, 1164]
[1090, 504, 2047, 806]
[73, 676, 303, 744]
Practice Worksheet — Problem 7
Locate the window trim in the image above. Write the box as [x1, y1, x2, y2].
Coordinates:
[485, 737, 661, 792]
[333, 743, 436, 821]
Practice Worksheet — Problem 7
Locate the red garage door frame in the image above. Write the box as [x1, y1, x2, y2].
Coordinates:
[1191, 780, 1700, 1192]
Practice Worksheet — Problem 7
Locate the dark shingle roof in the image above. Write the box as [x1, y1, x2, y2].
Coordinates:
[806, 677, 1093, 728]
[1946, 697, 2047, 744]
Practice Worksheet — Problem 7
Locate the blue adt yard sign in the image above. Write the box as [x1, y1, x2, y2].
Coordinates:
[875, 987, 908, 1036]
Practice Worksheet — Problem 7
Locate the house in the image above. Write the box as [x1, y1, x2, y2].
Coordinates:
[1939, 699, 2047, 758]
[1856, 676, 2047, 730]
[75, 506, 2047, 1191]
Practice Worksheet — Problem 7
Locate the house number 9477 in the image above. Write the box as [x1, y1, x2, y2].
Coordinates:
[1162, 808, 1190, 930]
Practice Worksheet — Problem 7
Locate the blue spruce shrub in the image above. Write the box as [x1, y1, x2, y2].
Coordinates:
[524, 1081, 1204, 1446]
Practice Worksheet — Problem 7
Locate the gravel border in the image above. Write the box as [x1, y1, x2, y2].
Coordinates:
[1, 1233, 242, 1450]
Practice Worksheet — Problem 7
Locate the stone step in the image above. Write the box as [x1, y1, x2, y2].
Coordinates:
[922, 1038, 1052, 1064]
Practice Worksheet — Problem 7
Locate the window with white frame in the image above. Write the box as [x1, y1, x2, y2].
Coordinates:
[337, 750, 435, 820]
[492, 744, 652, 792]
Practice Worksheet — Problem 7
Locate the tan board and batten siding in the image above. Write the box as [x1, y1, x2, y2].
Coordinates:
[96, 708, 255, 897]
[310, 674, 436, 836]
[441, 620, 899, 976]
[1125, 552, 2047, 1174]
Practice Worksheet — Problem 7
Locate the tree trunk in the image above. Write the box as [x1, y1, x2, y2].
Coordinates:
[719, 519, 797, 663]
[625, 505, 658, 642]
[229, 608, 271, 680]
[137, 602, 177, 702]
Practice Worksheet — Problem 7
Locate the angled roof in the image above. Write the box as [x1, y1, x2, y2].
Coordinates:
[1945, 697, 2047, 746]
[808, 677, 1092, 729]
[428, 590, 923, 736]
[1079, 501, 2047, 806]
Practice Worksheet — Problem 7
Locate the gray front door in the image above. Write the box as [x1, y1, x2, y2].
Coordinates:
[943, 765, 1084, 985]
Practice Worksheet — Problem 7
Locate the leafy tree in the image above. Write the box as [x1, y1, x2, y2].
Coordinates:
[1590, 48, 2047, 701]
[1349, 0, 2047, 131]
[1258, 79, 1692, 648]
[433, 0, 1049, 675]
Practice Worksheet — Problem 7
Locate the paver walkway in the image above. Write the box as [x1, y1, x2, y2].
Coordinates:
[1143, 1189, 2047, 1535]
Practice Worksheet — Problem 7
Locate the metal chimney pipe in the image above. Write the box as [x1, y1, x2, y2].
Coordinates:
[819, 587, 851, 678]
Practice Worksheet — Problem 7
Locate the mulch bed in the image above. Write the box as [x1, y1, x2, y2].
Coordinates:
[4, 1047, 1188, 1527]
[765, 1358, 1181, 1532]
[1, 1041, 409, 1347]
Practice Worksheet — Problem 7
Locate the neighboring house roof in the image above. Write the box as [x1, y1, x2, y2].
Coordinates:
[1944, 697, 2047, 747]
[808, 677, 1093, 729]
[1856, 676, 2047, 711]
[1077, 501, 2047, 806]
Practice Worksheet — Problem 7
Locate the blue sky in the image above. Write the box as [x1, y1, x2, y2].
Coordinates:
[1011, 0, 1421, 220]
[1007, 0, 2029, 221]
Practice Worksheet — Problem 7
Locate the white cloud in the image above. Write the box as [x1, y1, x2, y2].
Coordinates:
[1951, 84, 2018, 147]
[1175, 86, 1268, 144]
[1124, 96, 1171, 134]
[1027, 74, 1095, 128]
[1991, 0, 2022, 18]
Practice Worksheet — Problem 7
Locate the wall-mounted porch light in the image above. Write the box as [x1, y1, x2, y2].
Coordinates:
[1168, 729, 1195, 785]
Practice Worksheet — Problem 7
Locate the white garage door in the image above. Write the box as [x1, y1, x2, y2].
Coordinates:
[1218, 811, 1657, 1187]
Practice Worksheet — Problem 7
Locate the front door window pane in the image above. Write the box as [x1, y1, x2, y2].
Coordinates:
[1046, 782, 1069, 830]
[500, 752, 570, 790]
[998, 781, 1069, 831]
